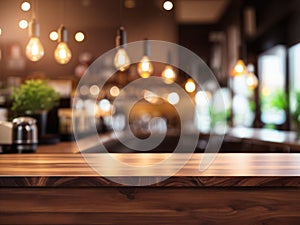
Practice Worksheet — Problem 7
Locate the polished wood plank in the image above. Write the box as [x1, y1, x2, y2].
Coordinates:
[2, 153, 300, 176]
[1, 153, 300, 187]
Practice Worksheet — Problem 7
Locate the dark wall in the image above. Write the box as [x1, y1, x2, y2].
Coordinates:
[178, 24, 215, 65]
[246, 0, 300, 54]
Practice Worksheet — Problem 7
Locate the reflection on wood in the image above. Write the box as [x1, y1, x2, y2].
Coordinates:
[1, 153, 300, 187]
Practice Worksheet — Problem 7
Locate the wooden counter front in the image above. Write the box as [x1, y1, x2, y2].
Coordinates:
[1, 151, 300, 224]
[1, 153, 300, 224]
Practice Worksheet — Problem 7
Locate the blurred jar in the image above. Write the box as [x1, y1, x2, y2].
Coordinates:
[0, 108, 7, 121]
[58, 109, 73, 135]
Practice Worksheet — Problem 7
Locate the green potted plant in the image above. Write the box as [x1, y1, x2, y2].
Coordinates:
[11, 79, 60, 139]
[294, 92, 300, 139]
[260, 89, 287, 129]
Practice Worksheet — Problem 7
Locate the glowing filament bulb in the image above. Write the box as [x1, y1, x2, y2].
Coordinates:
[246, 72, 258, 89]
[185, 78, 196, 93]
[114, 48, 130, 71]
[55, 42, 72, 64]
[231, 59, 247, 76]
[25, 19, 44, 62]
[114, 27, 131, 71]
[162, 65, 176, 84]
[137, 56, 153, 78]
[246, 64, 258, 89]
[26, 37, 44, 61]
[54, 25, 72, 64]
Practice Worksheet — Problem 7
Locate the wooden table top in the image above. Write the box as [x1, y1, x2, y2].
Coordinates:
[1, 153, 300, 187]
[2, 129, 300, 187]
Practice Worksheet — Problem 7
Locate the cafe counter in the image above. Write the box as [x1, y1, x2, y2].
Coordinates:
[1, 129, 300, 224]
[1, 152, 300, 224]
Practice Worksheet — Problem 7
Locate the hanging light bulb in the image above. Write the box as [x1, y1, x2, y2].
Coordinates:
[138, 56, 153, 78]
[114, 27, 130, 71]
[246, 64, 258, 89]
[25, 18, 44, 62]
[231, 59, 247, 77]
[246, 72, 258, 90]
[185, 78, 196, 93]
[137, 39, 153, 78]
[162, 65, 176, 84]
[114, 48, 130, 71]
[161, 51, 176, 84]
[54, 25, 72, 64]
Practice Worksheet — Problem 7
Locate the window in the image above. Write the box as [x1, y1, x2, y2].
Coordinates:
[258, 45, 287, 127]
[289, 43, 300, 122]
[231, 74, 256, 127]
[195, 87, 230, 133]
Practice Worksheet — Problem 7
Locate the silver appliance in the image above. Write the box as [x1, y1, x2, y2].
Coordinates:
[0, 117, 38, 153]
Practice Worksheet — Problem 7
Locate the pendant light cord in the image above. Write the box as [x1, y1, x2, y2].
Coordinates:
[32, 0, 37, 19]
[60, 0, 66, 25]
[63, 0, 65, 25]
[119, 0, 123, 27]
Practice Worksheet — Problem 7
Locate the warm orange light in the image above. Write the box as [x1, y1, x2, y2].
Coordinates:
[21, 2, 31, 11]
[54, 26, 72, 64]
[49, 31, 58, 41]
[110, 86, 120, 97]
[25, 19, 44, 62]
[75, 32, 85, 42]
[114, 48, 130, 71]
[231, 59, 247, 77]
[246, 72, 258, 89]
[137, 56, 153, 78]
[185, 78, 196, 93]
[26, 37, 44, 62]
[163, 1, 173, 10]
[19, 20, 28, 29]
[54, 42, 72, 64]
[161, 65, 176, 84]
[246, 64, 258, 89]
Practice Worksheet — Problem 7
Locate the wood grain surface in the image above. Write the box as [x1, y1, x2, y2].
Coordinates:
[2, 142, 300, 224]
[2, 153, 300, 176]
[1, 153, 300, 187]
[1, 187, 300, 224]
